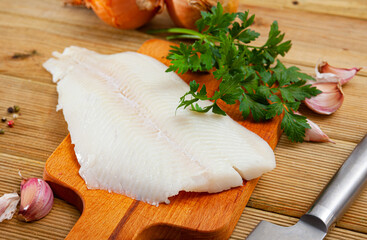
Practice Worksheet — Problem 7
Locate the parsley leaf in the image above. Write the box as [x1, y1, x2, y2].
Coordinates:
[153, 3, 321, 142]
[279, 82, 322, 102]
[282, 111, 310, 143]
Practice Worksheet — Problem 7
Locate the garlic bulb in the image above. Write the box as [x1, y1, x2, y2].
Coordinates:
[304, 82, 344, 115]
[18, 178, 54, 222]
[0, 193, 20, 222]
[316, 61, 361, 85]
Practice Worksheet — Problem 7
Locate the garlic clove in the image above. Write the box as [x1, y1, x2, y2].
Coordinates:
[316, 61, 361, 85]
[304, 82, 344, 115]
[293, 111, 334, 143]
[304, 118, 335, 143]
[315, 62, 339, 83]
[18, 178, 54, 222]
[0, 193, 20, 222]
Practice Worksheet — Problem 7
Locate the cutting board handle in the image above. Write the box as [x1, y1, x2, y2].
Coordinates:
[302, 134, 367, 231]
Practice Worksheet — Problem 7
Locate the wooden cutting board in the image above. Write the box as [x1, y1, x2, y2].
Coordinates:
[43, 39, 282, 240]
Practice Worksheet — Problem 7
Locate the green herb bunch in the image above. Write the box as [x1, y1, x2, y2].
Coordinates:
[153, 3, 321, 142]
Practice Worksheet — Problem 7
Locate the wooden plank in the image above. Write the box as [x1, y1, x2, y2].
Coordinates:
[0, 75, 68, 161]
[0, 0, 366, 239]
[242, 0, 367, 20]
[0, 12, 149, 84]
[0, 0, 366, 86]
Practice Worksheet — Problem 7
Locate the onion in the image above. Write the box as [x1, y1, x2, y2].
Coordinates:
[165, 0, 239, 29]
[70, 0, 164, 29]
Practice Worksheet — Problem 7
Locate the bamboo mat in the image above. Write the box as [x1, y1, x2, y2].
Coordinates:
[0, 0, 367, 239]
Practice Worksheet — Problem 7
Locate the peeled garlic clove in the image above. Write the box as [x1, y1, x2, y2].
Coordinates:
[18, 178, 54, 222]
[304, 118, 335, 143]
[304, 82, 344, 115]
[0, 193, 20, 222]
[316, 61, 361, 85]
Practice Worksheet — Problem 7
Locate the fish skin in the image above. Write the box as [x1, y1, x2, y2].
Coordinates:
[43, 47, 275, 206]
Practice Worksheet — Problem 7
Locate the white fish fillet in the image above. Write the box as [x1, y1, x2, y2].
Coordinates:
[43, 46, 275, 206]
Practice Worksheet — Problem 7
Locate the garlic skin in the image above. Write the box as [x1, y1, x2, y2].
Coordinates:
[293, 111, 334, 143]
[18, 178, 54, 222]
[0, 193, 20, 222]
[316, 61, 361, 85]
[304, 82, 344, 115]
[304, 118, 335, 143]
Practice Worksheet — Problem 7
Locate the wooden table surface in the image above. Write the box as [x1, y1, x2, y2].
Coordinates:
[0, 0, 366, 239]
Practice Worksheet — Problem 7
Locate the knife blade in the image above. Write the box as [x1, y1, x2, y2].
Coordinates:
[247, 134, 367, 240]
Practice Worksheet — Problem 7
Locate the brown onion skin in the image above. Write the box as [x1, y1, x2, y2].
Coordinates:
[165, 0, 239, 30]
[86, 0, 163, 29]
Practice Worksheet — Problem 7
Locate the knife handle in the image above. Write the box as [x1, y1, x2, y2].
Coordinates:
[302, 134, 367, 231]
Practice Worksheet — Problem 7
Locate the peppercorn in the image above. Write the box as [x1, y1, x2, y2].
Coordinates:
[7, 120, 14, 128]
[14, 105, 20, 113]
[7, 107, 14, 113]
[1, 117, 6, 122]
[0, 129, 4, 134]
[12, 114, 19, 119]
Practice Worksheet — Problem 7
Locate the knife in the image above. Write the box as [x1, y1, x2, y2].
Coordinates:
[247, 134, 367, 240]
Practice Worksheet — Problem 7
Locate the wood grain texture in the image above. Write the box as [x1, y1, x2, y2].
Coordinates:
[42, 39, 282, 239]
[1, 0, 366, 85]
[242, 0, 367, 20]
[0, 0, 367, 239]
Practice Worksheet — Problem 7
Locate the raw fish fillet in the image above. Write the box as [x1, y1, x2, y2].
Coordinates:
[43, 47, 275, 206]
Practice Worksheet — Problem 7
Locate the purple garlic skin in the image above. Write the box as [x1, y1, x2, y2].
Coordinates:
[18, 178, 54, 222]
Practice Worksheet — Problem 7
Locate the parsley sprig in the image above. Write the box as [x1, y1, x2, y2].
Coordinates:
[151, 3, 321, 142]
